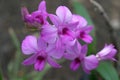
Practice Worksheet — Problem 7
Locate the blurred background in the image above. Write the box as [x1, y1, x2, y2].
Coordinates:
[0, 0, 120, 80]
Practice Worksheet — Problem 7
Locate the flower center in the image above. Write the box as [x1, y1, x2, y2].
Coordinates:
[80, 31, 85, 38]
[75, 58, 81, 63]
[36, 56, 45, 63]
[62, 28, 68, 35]
[35, 15, 44, 24]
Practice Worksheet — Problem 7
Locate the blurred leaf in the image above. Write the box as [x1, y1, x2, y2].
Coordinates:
[0, 70, 2, 80]
[96, 61, 119, 80]
[72, 1, 96, 55]
[89, 71, 97, 80]
[8, 28, 22, 79]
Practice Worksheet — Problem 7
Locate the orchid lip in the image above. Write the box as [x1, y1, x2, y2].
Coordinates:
[74, 58, 81, 64]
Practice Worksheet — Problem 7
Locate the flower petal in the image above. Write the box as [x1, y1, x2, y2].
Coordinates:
[41, 25, 58, 43]
[22, 53, 38, 65]
[66, 22, 79, 31]
[56, 6, 72, 23]
[97, 44, 114, 57]
[80, 45, 88, 58]
[72, 14, 87, 27]
[38, 0, 46, 12]
[47, 40, 64, 59]
[83, 55, 99, 73]
[81, 34, 93, 43]
[21, 35, 38, 55]
[34, 59, 46, 71]
[64, 52, 77, 60]
[21, 7, 29, 21]
[96, 44, 117, 60]
[70, 59, 81, 71]
[84, 26, 93, 33]
[47, 57, 61, 68]
[49, 14, 61, 27]
[61, 35, 76, 46]
[66, 41, 81, 56]
[37, 37, 47, 51]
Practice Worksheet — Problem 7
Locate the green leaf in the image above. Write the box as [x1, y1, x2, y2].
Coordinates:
[0, 70, 2, 80]
[96, 61, 119, 80]
[72, 1, 96, 55]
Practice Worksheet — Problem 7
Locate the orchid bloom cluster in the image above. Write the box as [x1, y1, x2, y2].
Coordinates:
[21, 0, 117, 73]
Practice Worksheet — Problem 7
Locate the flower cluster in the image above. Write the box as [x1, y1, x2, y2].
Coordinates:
[21, 0, 117, 73]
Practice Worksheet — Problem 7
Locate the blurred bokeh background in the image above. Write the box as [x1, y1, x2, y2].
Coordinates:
[0, 0, 120, 80]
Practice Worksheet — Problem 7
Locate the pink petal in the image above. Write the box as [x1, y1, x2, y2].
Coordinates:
[34, 59, 45, 71]
[21, 35, 38, 55]
[65, 41, 81, 56]
[47, 57, 61, 68]
[56, 6, 72, 23]
[47, 42, 64, 59]
[83, 55, 99, 73]
[72, 14, 87, 27]
[38, 0, 46, 12]
[84, 26, 93, 33]
[81, 34, 93, 43]
[97, 44, 114, 57]
[49, 14, 61, 27]
[41, 25, 58, 43]
[104, 49, 117, 60]
[64, 52, 77, 60]
[22, 53, 38, 65]
[37, 37, 47, 51]
[80, 45, 88, 58]
[21, 7, 29, 21]
[66, 22, 79, 30]
[96, 44, 117, 60]
[70, 59, 81, 71]
[61, 35, 76, 46]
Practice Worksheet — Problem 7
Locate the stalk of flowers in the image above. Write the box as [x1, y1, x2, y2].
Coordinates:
[21, 0, 117, 73]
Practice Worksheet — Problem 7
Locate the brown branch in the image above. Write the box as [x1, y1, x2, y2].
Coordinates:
[89, 0, 118, 48]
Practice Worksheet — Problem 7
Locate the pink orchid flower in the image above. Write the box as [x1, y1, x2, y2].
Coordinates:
[72, 15, 93, 43]
[96, 44, 117, 61]
[21, 0, 48, 28]
[21, 35, 61, 71]
[64, 41, 99, 73]
[48, 6, 78, 45]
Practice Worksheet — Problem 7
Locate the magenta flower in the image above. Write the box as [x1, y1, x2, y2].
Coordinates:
[96, 44, 117, 61]
[48, 6, 78, 45]
[75, 26, 93, 43]
[71, 15, 93, 43]
[21, 0, 48, 28]
[64, 42, 99, 73]
[21, 35, 61, 71]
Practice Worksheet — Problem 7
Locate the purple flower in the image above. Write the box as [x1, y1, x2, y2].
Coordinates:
[21, 0, 48, 28]
[75, 26, 93, 43]
[48, 6, 78, 45]
[96, 44, 117, 61]
[21, 35, 61, 71]
[64, 42, 99, 73]
[71, 15, 93, 43]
